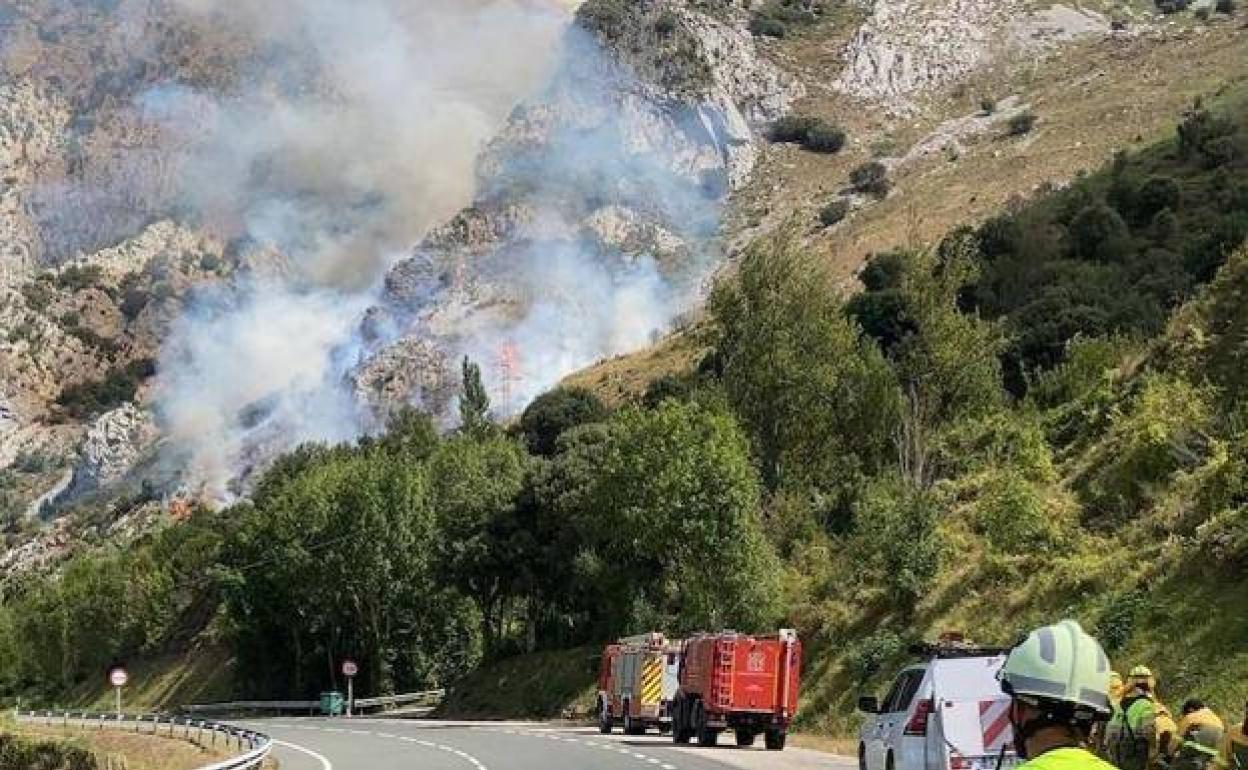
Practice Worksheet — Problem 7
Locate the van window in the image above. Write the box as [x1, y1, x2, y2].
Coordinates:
[883, 670, 923, 713]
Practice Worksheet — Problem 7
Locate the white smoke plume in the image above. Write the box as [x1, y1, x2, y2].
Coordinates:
[144, 0, 576, 499]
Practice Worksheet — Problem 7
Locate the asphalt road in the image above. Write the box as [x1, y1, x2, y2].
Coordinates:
[239, 719, 856, 770]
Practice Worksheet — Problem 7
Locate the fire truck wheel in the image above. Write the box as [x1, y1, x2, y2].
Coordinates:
[623, 711, 641, 736]
[598, 700, 613, 734]
[764, 729, 787, 751]
[659, 723, 672, 735]
[735, 729, 756, 747]
[694, 703, 718, 747]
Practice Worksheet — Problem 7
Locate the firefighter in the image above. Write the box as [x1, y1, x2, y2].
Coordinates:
[1106, 665, 1164, 770]
[1215, 701, 1248, 770]
[1173, 699, 1225, 770]
[997, 620, 1118, 770]
[1096, 672, 1128, 758]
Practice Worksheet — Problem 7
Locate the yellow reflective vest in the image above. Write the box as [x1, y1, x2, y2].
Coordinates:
[1022, 747, 1121, 770]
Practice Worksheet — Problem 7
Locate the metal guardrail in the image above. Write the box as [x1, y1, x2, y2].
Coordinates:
[16, 710, 271, 770]
[352, 689, 445, 710]
[183, 688, 445, 715]
[183, 700, 319, 714]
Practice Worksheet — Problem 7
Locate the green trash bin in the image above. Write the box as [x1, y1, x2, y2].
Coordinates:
[320, 691, 345, 717]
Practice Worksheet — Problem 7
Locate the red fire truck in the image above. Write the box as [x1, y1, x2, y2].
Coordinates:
[671, 629, 801, 750]
[597, 633, 681, 735]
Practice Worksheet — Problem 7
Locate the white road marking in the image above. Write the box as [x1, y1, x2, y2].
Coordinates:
[274, 739, 334, 770]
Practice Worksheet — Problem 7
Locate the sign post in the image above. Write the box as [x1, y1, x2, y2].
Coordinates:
[342, 659, 358, 718]
[108, 667, 128, 718]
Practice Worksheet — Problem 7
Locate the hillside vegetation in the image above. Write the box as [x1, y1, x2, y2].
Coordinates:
[2, 33, 1247, 743]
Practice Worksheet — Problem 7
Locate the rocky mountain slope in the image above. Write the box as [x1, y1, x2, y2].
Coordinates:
[2, 0, 1245, 572]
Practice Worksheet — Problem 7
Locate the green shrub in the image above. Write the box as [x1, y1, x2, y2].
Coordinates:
[980, 97, 997, 115]
[1069, 203, 1130, 261]
[845, 629, 907, 681]
[1008, 112, 1039, 136]
[820, 198, 851, 227]
[20, 282, 53, 313]
[1095, 589, 1147, 653]
[1216, 0, 1236, 13]
[749, 16, 787, 37]
[56, 358, 156, 419]
[770, 115, 846, 154]
[805, 123, 847, 153]
[850, 161, 891, 198]
[853, 476, 943, 604]
[972, 468, 1056, 553]
[55, 264, 104, 292]
[1134, 176, 1183, 222]
[1177, 108, 1236, 161]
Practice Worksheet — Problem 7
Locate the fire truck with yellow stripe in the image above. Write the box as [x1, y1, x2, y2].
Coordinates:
[597, 633, 681, 735]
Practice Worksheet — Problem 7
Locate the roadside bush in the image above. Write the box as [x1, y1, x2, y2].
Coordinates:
[850, 161, 891, 198]
[819, 199, 851, 227]
[1008, 112, 1039, 136]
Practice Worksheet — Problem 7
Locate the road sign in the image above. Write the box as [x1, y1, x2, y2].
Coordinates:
[109, 667, 129, 687]
[342, 659, 358, 677]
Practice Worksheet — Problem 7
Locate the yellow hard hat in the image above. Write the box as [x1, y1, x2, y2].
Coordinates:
[1128, 665, 1157, 692]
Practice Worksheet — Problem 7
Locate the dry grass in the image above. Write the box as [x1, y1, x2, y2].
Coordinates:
[16, 725, 232, 770]
[561, 325, 706, 406]
[789, 732, 859, 756]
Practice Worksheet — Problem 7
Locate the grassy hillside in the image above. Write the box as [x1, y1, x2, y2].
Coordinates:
[435, 647, 599, 720]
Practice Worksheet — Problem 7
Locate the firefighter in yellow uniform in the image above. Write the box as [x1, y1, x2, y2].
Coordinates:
[1106, 666, 1175, 770]
[1173, 699, 1225, 770]
[1215, 701, 1248, 770]
[997, 620, 1120, 770]
[1096, 672, 1127, 758]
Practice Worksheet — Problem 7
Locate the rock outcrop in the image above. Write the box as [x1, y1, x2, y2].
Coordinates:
[836, 1, 1107, 114]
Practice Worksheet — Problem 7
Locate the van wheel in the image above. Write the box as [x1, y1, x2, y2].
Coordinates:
[859, 744, 868, 770]
[735, 729, 756, 747]
[598, 700, 613, 734]
[886, 751, 896, 770]
[765, 729, 787, 751]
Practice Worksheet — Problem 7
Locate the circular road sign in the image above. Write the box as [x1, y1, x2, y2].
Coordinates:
[342, 659, 358, 678]
[109, 667, 129, 687]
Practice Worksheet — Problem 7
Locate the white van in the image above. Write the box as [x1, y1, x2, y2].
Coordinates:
[858, 640, 1018, 770]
